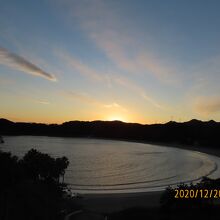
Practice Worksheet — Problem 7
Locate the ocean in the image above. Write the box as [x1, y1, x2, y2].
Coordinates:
[1, 136, 220, 193]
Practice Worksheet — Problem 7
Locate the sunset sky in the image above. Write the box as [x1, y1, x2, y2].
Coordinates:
[1, 0, 220, 124]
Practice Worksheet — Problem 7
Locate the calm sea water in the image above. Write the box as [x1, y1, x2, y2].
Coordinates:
[1, 136, 220, 193]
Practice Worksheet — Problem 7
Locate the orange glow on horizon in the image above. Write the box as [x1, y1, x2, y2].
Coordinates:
[2, 113, 169, 125]
[106, 115, 127, 122]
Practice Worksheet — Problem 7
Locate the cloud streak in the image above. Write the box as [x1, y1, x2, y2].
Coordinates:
[58, 47, 164, 110]
[59, 51, 164, 110]
[0, 47, 56, 81]
[195, 96, 220, 115]
[91, 31, 177, 82]
[68, 0, 178, 83]
[35, 100, 50, 105]
[113, 76, 164, 109]
[104, 102, 127, 112]
[57, 50, 103, 81]
[66, 91, 100, 104]
[63, 90, 127, 112]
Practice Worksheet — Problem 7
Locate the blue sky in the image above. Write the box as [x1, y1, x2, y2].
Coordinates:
[1, 0, 220, 123]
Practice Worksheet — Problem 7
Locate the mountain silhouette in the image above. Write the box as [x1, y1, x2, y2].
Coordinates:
[0, 118, 220, 148]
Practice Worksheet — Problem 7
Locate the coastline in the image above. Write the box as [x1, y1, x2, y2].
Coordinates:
[71, 138, 220, 214]
[93, 137, 220, 158]
[3, 135, 220, 214]
[4, 134, 220, 157]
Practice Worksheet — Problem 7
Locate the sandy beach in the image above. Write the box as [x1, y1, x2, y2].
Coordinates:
[75, 190, 162, 214]
[71, 140, 220, 215]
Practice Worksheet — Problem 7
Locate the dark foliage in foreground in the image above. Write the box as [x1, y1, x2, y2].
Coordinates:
[107, 178, 220, 220]
[0, 149, 74, 220]
[159, 177, 220, 220]
[1, 118, 220, 148]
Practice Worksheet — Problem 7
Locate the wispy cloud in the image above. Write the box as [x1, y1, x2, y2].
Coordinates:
[90, 31, 178, 82]
[57, 50, 103, 81]
[58, 48, 165, 109]
[67, 0, 178, 83]
[104, 102, 120, 108]
[104, 102, 127, 112]
[0, 47, 56, 81]
[63, 90, 127, 112]
[65, 90, 100, 104]
[59, 51, 164, 109]
[57, 49, 114, 87]
[113, 76, 164, 109]
[195, 96, 220, 115]
[35, 100, 50, 105]
[141, 93, 163, 109]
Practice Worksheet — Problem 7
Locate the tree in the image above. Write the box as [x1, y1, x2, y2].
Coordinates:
[0, 149, 71, 220]
[21, 149, 69, 182]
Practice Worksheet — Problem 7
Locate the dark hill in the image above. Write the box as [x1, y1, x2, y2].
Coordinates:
[0, 118, 220, 148]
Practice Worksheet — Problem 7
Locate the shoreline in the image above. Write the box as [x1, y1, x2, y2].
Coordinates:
[3, 135, 220, 214]
[3, 134, 220, 156]
[3, 134, 220, 157]
[92, 137, 220, 158]
[69, 138, 220, 214]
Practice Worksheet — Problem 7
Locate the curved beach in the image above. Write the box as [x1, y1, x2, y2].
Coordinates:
[2, 136, 220, 214]
[69, 140, 220, 214]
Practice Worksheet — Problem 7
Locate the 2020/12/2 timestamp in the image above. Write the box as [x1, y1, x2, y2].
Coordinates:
[174, 189, 220, 199]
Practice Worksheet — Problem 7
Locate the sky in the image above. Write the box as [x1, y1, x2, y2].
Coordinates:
[1, 0, 220, 124]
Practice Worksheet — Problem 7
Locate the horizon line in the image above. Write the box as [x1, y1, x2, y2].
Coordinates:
[0, 118, 218, 126]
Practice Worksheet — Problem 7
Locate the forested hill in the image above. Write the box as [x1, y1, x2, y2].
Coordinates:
[0, 118, 220, 148]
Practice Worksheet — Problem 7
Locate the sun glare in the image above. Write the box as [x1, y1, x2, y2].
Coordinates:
[107, 115, 126, 122]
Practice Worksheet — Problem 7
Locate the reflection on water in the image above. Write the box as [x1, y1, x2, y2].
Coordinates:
[1, 136, 220, 193]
